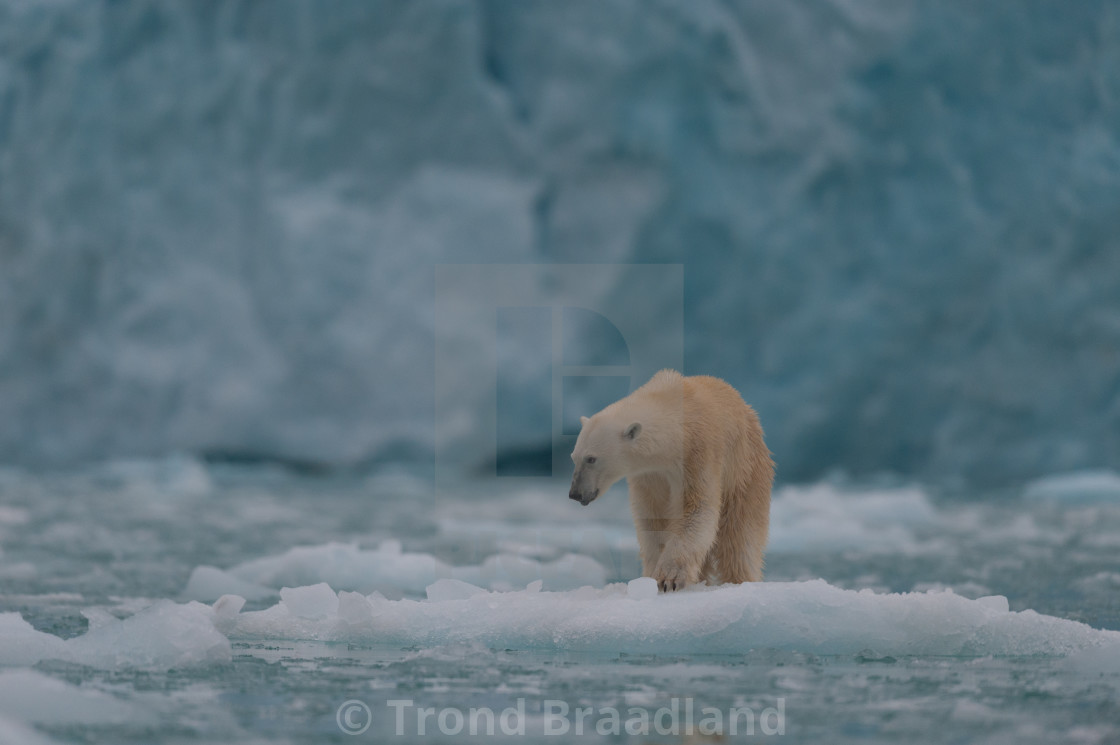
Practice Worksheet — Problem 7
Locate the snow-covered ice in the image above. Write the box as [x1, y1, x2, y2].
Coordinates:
[626, 577, 659, 601]
[183, 540, 607, 600]
[11, 538, 1120, 680]
[0, 613, 68, 667]
[9, 574, 1118, 681]
[0, 602, 229, 670]
[219, 578, 1120, 660]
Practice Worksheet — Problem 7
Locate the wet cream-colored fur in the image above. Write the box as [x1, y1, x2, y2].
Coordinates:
[569, 370, 773, 592]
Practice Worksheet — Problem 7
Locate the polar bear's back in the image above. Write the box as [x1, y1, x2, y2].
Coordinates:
[683, 375, 770, 475]
[629, 369, 772, 482]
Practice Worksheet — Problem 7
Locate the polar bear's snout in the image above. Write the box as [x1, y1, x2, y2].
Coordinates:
[568, 484, 599, 506]
[569, 471, 599, 506]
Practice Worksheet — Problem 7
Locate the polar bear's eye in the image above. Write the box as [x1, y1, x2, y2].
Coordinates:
[585, 456, 597, 465]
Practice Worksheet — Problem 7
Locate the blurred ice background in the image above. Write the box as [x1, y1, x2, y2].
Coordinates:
[2, 0, 1118, 485]
[3, 2, 1120, 743]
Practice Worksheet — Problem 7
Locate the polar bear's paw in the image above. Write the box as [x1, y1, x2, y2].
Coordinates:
[653, 556, 700, 593]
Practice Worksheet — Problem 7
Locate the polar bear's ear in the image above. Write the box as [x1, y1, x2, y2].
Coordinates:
[580, 416, 590, 426]
[624, 422, 642, 440]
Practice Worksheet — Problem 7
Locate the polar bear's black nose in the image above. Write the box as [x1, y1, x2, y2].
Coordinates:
[569, 488, 598, 506]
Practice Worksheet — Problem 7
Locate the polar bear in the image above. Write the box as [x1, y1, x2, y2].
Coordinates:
[569, 369, 773, 591]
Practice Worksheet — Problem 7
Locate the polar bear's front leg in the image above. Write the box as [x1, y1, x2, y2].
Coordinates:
[628, 473, 673, 578]
[634, 524, 666, 578]
[653, 479, 721, 592]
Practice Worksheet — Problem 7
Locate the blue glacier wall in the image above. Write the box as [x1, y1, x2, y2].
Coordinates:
[1, 0, 1118, 486]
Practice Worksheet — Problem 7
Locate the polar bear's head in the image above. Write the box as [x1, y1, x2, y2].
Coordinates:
[568, 414, 642, 506]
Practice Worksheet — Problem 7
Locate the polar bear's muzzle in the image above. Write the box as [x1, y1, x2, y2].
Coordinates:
[568, 482, 600, 507]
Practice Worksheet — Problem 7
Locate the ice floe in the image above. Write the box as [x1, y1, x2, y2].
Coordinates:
[222, 579, 1120, 660]
[183, 540, 607, 601]
[5, 575, 1120, 673]
[0, 601, 229, 670]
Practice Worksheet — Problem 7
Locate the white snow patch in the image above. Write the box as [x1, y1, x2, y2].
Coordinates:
[626, 577, 659, 600]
